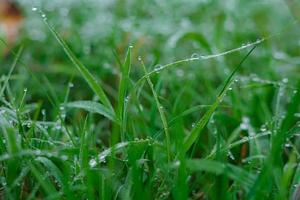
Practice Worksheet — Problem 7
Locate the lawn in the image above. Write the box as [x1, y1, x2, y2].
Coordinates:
[1, 0, 300, 199]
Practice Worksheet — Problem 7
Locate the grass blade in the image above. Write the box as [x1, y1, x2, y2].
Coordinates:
[0, 46, 23, 98]
[64, 101, 118, 123]
[187, 159, 256, 188]
[139, 58, 171, 162]
[183, 46, 257, 152]
[43, 19, 114, 114]
[117, 46, 132, 139]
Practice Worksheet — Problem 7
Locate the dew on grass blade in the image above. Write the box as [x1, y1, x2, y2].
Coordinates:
[176, 69, 184, 77]
[68, 82, 74, 88]
[190, 53, 203, 60]
[154, 64, 163, 73]
[282, 78, 288, 84]
[240, 116, 250, 130]
[32, 7, 37, 11]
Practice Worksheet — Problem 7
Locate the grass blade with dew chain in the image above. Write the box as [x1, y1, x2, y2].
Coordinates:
[42, 13, 115, 115]
[183, 46, 257, 153]
[139, 57, 171, 162]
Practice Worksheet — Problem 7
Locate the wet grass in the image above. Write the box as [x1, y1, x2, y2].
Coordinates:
[1, 0, 300, 199]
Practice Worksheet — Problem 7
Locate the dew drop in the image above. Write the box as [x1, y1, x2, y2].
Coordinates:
[138, 56, 142, 61]
[99, 155, 106, 163]
[89, 159, 96, 167]
[68, 82, 74, 88]
[176, 69, 184, 77]
[24, 88, 27, 92]
[55, 123, 62, 130]
[282, 78, 288, 84]
[294, 113, 300, 118]
[190, 53, 202, 59]
[60, 155, 68, 161]
[260, 125, 267, 132]
[285, 143, 291, 148]
[154, 64, 163, 72]
[32, 7, 37, 11]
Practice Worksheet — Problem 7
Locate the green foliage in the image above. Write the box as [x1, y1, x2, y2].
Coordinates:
[0, 0, 300, 199]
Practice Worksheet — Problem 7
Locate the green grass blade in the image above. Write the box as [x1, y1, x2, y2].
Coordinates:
[29, 162, 58, 198]
[187, 159, 255, 189]
[43, 19, 114, 114]
[0, 46, 23, 98]
[139, 58, 171, 162]
[64, 101, 118, 123]
[117, 46, 132, 139]
[183, 46, 257, 152]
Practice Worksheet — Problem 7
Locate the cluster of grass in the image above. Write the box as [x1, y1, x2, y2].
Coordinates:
[1, 0, 300, 199]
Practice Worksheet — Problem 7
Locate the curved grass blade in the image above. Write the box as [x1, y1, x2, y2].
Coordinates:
[187, 159, 256, 189]
[64, 101, 118, 123]
[43, 19, 114, 114]
[183, 46, 257, 152]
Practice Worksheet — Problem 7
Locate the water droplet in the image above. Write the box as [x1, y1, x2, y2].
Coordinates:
[68, 82, 74, 88]
[240, 117, 250, 130]
[227, 151, 235, 160]
[228, 87, 233, 91]
[129, 45, 133, 49]
[190, 53, 202, 59]
[191, 123, 195, 128]
[89, 159, 97, 167]
[99, 155, 106, 163]
[36, 149, 41, 155]
[138, 56, 142, 61]
[41, 109, 46, 116]
[24, 88, 27, 92]
[285, 143, 291, 148]
[125, 96, 130, 102]
[176, 69, 184, 77]
[154, 64, 163, 73]
[32, 7, 37, 11]
[61, 113, 66, 119]
[60, 155, 68, 161]
[55, 123, 62, 130]
[260, 125, 267, 132]
[282, 78, 288, 84]
[294, 113, 300, 118]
